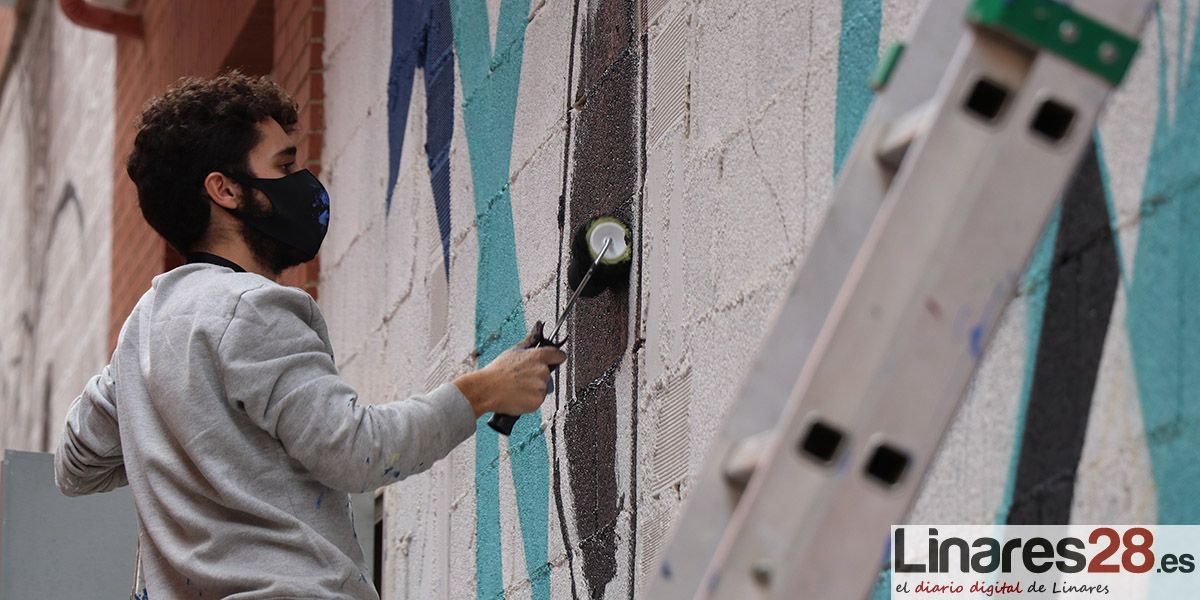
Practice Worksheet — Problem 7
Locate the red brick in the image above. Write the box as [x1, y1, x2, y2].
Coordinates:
[109, 0, 327, 349]
[297, 132, 322, 165]
[307, 41, 324, 71]
[278, 50, 308, 93]
[306, 71, 324, 103]
[111, 0, 261, 351]
[298, 101, 324, 131]
[310, 7, 324, 38]
[276, 11, 310, 68]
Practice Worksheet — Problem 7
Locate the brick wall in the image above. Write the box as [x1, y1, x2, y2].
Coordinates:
[110, 0, 325, 350]
[0, 6, 17, 76]
[271, 0, 325, 294]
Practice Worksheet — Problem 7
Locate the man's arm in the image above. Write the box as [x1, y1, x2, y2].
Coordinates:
[219, 284, 566, 493]
[218, 284, 480, 493]
[54, 364, 128, 496]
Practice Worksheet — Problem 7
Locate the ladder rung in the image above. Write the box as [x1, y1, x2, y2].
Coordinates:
[721, 433, 771, 491]
[876, 102, 934, 170]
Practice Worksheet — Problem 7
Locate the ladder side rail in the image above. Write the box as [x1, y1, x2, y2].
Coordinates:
[701, 0, 1153, 597]
[777, 41, 1118, 600]
[637, 2, 972, 597]
[700, 27, 1036, 600]
[775, 1, 1154, 596]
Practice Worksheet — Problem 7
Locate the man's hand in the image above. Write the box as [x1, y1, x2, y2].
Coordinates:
[453, 323, 568, 418]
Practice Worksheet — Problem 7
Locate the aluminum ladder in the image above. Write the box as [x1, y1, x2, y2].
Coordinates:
[640, 1, 1154, 598]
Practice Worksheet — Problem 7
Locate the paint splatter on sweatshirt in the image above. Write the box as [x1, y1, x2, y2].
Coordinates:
[53, 262, 477, 599]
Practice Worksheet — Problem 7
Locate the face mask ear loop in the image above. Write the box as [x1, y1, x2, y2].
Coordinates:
[222, 171, 268, 218]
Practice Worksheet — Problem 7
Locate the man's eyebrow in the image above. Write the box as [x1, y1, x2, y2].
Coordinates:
[274, 146, 298, 159]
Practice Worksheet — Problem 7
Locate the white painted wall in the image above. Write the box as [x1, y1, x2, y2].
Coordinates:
[321, 0, 1198, 597]
[0, 3, 114, 453]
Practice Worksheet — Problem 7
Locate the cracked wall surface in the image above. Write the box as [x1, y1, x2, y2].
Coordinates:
[319, 1, 1200, 598]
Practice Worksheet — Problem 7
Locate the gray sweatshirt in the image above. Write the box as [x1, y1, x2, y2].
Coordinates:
[54, 262, 478, 599]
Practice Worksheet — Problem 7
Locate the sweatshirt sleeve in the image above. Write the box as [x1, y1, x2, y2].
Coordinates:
[217, 284, 477, 493]
[54, 363, 128, 496]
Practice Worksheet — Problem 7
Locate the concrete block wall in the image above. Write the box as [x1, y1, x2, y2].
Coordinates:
[316, 0, 1200, 598]
[0, 2, 114, 453]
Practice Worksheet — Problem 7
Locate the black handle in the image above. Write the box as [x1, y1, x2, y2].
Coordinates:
[487, 413, 521, 435]
[486, 366, 558, 435]
[486, 323, 564, 436]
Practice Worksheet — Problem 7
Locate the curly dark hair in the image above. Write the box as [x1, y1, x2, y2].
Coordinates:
[126, 71, 299, 254]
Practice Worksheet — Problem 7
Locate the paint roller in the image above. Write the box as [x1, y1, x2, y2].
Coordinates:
[487, 215, 634, 436]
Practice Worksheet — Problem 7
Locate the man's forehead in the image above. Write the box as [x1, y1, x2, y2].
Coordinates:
[253, 120, 297, 158]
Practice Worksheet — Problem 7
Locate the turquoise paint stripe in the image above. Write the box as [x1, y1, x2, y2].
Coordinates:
[1175, 0, 1188, 113]
[473, 429, 504, 600]
[833, 0, 882, 177]
[453, 0, 492, 96]
[508, 413, 551, 599]
[1127, 2, 1200, 525]
[450, 1, 549, 599]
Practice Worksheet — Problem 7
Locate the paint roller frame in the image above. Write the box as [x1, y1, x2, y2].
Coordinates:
[567, 215, 633, 298]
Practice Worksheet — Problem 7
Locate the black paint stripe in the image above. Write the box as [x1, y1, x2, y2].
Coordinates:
[1006, 141, 1121, 525]
[564, 0, 640, 596]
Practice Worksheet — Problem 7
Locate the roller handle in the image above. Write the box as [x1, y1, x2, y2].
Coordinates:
[486, 413, 521, 436]
[486, 327, 566, 436]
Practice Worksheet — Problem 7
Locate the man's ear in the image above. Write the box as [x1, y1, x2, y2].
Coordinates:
[203, 172, 241, 210]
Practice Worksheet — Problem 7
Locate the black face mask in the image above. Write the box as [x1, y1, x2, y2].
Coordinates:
[228, 169, 330, 263]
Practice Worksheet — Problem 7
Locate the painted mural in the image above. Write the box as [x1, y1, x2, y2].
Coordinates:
[561, 0, 640, 597]
[383, 0, 642, 596]
[387, 0, 455, 277]
[364, 0, 1200, 598]
[1127, 1, 1200, 526]
[452, 1, 551, 599]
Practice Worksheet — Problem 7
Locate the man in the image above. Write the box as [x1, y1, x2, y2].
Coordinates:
[53, 72, 565, 599]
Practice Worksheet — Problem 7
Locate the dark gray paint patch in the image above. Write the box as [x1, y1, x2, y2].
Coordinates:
[1007, 142, 1120, 524]
[563, 0, 640, 596]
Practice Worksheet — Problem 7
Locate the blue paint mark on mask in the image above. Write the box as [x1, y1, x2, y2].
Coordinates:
[314, 188, 331, 227]
[449, 1, 550, 599]
[389, 0, 456, 280]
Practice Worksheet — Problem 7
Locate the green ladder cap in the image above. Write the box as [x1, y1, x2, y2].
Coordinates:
[870, 42, 906, 91]
[967, 0, 1140, 86]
